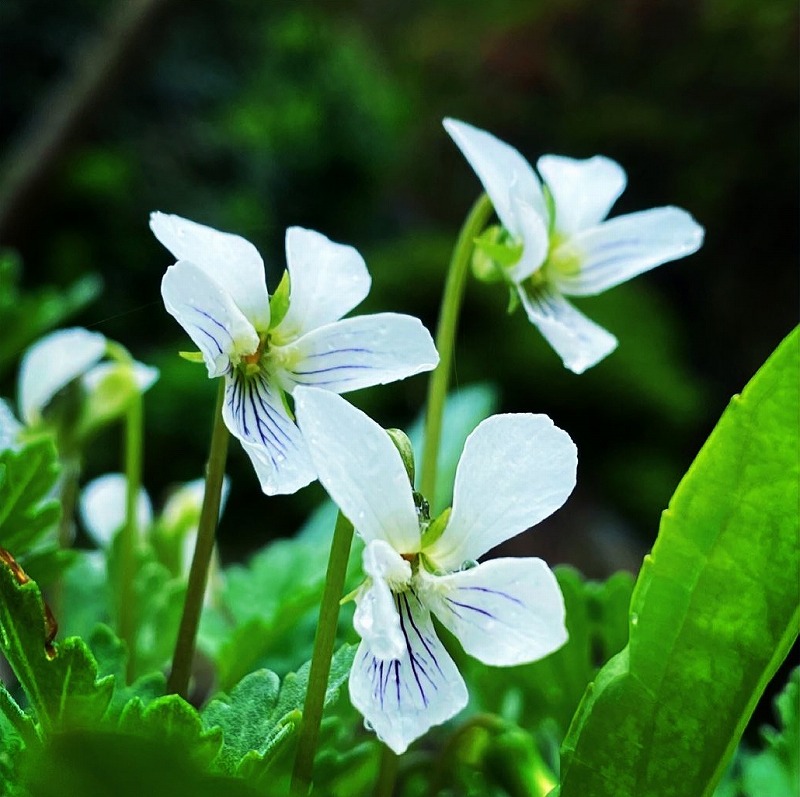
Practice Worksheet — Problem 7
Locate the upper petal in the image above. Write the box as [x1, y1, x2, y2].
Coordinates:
[349, 591, 468, 754]
[274, 313, 438, 395]
[223, 371, 315, 495]
[507, 191, 550, 283]
[421, 557, 567, 666]
[537, 155, 627, 236]
[518, 283, 618, 374]
[18, 328, 107, 424]
[443, 118, 548, 237]
[162, 261, 259, 377]
[150, 212, 270, 329]
[293, 387, 420, 552]
[551, 206, 705, 297]
[271, 227, 371, 343]
[79, 473, 153, 548]
[425, 413, 577, 569]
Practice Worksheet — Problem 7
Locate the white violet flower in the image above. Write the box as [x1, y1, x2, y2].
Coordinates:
[295, 386, 577, 754]
[444, 118, 705, 373]
[151, 214, 439, 496]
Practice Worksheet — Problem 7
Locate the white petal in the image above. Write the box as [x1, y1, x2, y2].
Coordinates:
[161, 475, 231, 529]
[537, 155, 627, 235]
[274, 313, 438, 395]
[349, 591, 468, 754]
[422, 558, 567, 666]
[0, 399, 22, 450]
[425, 413, 577, 569]
[443, 118, 548, 237]
[518, 283, 618, 374]
[18, 328, 107, 424]
[223, 371, 315, 496]
[293, 387, 420, 552]
[150, 212, 270, 329]
[507, 192, 549, 283]
[271, 227, 371, 343]
[354, 542, 412, 661]
[551, 206, 705, 297]
[79, 473, 153, 548]
[162, 261, 259, 378]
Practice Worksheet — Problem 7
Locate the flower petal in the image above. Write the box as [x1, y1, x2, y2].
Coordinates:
[443, 118, 548, 238]
[150, 212, 270, 329]
[537, 155, 627, 235]
[518, 283, 618, 374]
[0, 399, 22, 450]
[550, 206, 705, 297]
[271, 227, 371, 342]
[275, 313, 438, 395]
[425, 413, 577, 569]
[79, 473, 153, 549]
[349, 590, 468, 754]
[422, 557, 567, 666]
[507, 191, 549, 282]
[354, 541, 412, 661]
[162, 261, 259, 377]
[293, 387, 420, 552]
[223, 371, 315, 495]
[18, 328, 107, 424]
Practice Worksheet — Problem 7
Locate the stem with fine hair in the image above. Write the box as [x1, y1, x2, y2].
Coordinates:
[167, 379, 229, 697]
[291, 511, 354, 797]
[118, 388, 143, 681]
[419, 193, 493, 507]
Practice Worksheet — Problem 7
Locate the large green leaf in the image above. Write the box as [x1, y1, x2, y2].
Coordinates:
[558, 328, 800, 797]
[0, 438, 60, 554]
[0, 557, 113, 731]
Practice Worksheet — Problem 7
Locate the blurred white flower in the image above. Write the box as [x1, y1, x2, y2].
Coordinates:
[295, 387, 576, 754]
[444, 118, 704, 373]
[152, 214, 439, 495]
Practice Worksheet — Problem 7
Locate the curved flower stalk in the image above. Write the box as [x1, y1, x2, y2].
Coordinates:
[152, 214, 439, 495]
[295, 386, 577, 754]
[444, 118, 705, 373]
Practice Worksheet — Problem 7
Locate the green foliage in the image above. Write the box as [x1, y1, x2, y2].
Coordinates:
[0, 251, 101, 380]
[558, 328, 800, 797]
[0, 438, 60, 554]
[0, 559, 113, 732]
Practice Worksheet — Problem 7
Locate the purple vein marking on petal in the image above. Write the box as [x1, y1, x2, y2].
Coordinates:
[194, 308, 235, 342]
[394, 660, 401, 708]
[291, 363, 374, 377]
[459, 585, 525, 607]
[444, 597, 495, 620]
[304, 347, 371, 359]
[396, 595, 431, 707]
[246, 381, 285, 465]
[407, 589, 444, 675]
[191, 324, 224, 355]
[251, 376, 294, 448]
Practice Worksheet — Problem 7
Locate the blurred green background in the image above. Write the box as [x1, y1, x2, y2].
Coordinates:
[0, 0, 797, 575]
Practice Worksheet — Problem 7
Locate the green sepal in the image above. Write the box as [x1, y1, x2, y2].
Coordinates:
[421, 506, 451, 549]
[386, 428, 415, 486]
[558, 327, 800, 797]
[178, 350, 205, 364]
[506, 285, 520, 314]
[268, 270, 292, 330]
[471, 226, 522, 284]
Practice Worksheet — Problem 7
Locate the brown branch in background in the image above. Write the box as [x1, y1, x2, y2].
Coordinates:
[0, 0, 180, 245]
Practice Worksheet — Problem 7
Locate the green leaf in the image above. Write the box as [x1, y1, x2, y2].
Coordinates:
[559, 328, 800, 797]
[0, 558, 113, 731]
[0, 438, 60, 554]
[202, 644, 357, 777]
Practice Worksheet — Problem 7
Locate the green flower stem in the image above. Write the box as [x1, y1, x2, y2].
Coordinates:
[118, 388, 143, 682]
[167, 380, 229, 698]
[419, 193, 493, 506]
[56, 456, 81, 548]
[291, 511, 354, 797]
[374, 745, 399, 797]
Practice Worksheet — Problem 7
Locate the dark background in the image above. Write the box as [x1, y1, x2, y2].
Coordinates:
[0, 0, 797, 576]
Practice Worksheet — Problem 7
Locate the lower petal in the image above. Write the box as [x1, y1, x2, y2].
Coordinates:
[349, 590, 468, 755]
[423, 558, 568, 667]
[519, 283, 617, 374]
[223, 372, 315, 495]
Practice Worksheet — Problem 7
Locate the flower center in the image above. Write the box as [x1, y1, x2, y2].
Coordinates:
[241, 334, 270, 376]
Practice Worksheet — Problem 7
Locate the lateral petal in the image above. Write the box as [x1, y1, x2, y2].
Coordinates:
[150, 212, 270, 329]
[424, 414, 577, 569]
[537, 155, 627, 235]
[443, 118, 548, 238]
[18, 328, 107, 424]
[271, 227, 371, 343]
[223, 371, 315, 495]
[162, 261, 259, 378]
[349, 590, 468, 754]
[551, 206, 705, 297]
[518, 283, 618, 374]
[275, 313, 438, 395]
[293, 387, 420, 552]
[422, 557, 567, 666]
